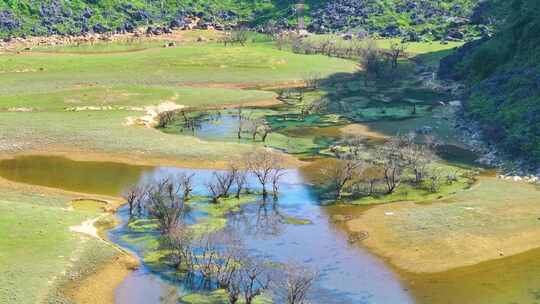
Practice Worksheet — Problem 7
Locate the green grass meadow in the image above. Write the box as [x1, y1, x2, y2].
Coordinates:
[0, 188, 116, 304]
[0, 41, 357, 160]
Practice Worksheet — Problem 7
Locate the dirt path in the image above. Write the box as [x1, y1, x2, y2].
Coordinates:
[70, 218, 101, 239]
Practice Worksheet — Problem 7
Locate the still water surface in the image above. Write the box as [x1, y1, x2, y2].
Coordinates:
[0, 156, 413, 303]
[2, 155, 539, 304]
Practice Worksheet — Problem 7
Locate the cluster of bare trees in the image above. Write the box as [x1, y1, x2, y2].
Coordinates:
[156, 110, 177, 128]
[124, 151, 286, 218]
[357, 39, 409, 85]
[282, 34, 367, 59]
[204, 151, 285, 203]
[321, 133, 456, 201]
[274, 33, 409, 86]
[122, 150, 316, 303]
[246, 151, 286, 198]
[235, 111, 273, 143]
[358, 39, 385, 85]
[302, 72, 323, 90]
[206, 163, 247, 203]
[122, 174, 195, 232]
[276, 75, 328, 121]
[163, 228, 318, 304]
[156, 110, 203, 131]
[222, 28, 249, 46]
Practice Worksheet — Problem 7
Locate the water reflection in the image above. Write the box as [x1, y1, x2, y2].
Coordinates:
[229, 199, 287, 239]
[0, 155, 152, 196]
[112, 166, 413, 303]
[0, 156, 413, 303]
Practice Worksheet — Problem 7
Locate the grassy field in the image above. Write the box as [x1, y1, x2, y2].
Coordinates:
[0, 43, 356, 95]
[0, 181, 118, 304]
[0, 85, 277, 111]
[376, 39, 463, 55]
[0, 39, 356, 163]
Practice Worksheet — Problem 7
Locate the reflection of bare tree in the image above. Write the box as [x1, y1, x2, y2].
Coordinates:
[272, 262, 319, 304]
[247, 150, 285, 198]
[255, 200, 286, 236]
[228, 199, 287, 238]
[159, 285, 185, 304]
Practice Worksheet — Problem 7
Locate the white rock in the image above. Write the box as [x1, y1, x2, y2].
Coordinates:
[448, 100, 462, 107]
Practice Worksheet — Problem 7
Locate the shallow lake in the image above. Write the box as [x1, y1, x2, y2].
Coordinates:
[0, 155, 153, 196]
[2, 155, 538, 304]
[0, 156, 413, 303]
[110, 166, 414, 304]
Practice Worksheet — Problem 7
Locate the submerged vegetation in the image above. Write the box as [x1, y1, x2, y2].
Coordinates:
[118, 158, 318, 303]
[0, 1, 537, 300]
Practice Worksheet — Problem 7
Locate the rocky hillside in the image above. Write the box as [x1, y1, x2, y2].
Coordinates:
[306, 0, 480, 41]
[440, 0, 540, 167]
[0, 0, 481, 40]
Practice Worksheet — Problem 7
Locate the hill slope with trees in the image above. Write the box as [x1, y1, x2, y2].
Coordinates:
[440, 0, 540, 167]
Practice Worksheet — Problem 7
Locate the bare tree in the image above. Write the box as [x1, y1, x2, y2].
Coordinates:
[273, 263, 318, 304]
[192, 231, 271, 304]
[178, 173, 195, 201]
[224, 27, 249, 46]
[271, 165, 286, 199]
[192, 231, 221, 284]
[308, 97, 328, 115]
[299, 100, 310, 120]
[344, 135, 366, 158]
[247, 150, 284, 198]
[246, 119, 259, 141]
[234, 168, 249, 199]
[358, 166, 384, 196]
[146, 178, 185, 234]
[162, 224, 194, 271]
[259, 123, 272, 143]
[291, 33, 306, 54]
[428, 168, 443, 193]
[400, 134, 434, 184]
[244, 118, 271, 142]
[156, 110, 176, 128]
[239, 256, 272, 304]
[275, 32, 287, 51]
[123, 186, 145, 217]
[321, 158, 364, 200]
[206, 167, 238, 203]
[237, 107, 244, 140]
[388, 41, 408, 69]
[446, 171, 459, 184]
[215, 245, 243, 303]
[376, 138, 405, 194]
